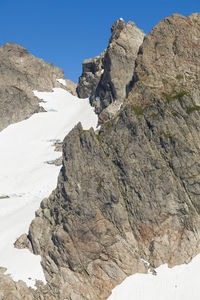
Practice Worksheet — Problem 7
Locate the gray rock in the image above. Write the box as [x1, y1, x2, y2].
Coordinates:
[0, 43, 72, 132]
[77, 19, 145, 122]
[2, 13, 200, 300]
[14, 233, 33, 252]
[94, 20, 145, 114]
[76, 51, 105, 99]
[26, 13, 200, 300]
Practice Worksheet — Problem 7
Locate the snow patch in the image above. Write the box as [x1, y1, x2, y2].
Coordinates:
[57, 78, 67, 86]
[0, 88, 98, 287]
[107, 254, 200, 300]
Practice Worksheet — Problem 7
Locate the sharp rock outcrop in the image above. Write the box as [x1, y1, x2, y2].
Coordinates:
[77, 19, 145, 123]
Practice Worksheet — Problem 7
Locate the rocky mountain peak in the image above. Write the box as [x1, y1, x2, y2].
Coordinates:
[109, 18, 126, 42]
[77, 19, 145, 123]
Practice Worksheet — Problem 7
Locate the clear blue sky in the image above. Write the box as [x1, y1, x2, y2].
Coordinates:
[0, 0, 199, 82]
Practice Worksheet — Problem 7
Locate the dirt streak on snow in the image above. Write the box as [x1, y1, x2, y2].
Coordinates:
[0, 88, 98, 287]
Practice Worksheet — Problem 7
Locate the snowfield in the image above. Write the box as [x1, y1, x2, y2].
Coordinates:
[0, 87, 98, 287]
[108, 254, 200, 300]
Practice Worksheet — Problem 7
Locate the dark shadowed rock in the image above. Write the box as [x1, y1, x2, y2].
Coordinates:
[77, 19, 145, 122]
[76, 51, 105, 99]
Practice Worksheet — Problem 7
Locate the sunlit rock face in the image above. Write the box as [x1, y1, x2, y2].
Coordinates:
[27, 13, 200, 300]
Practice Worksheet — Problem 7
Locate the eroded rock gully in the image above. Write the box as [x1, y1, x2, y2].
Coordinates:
[1, 13, 200, 300]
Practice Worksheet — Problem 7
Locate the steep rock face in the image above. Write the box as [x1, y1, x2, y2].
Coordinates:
[25, 13, 200, 300]
[76, 51, 105, 99]
[127, 13, 200, 107]
[0, 43, 66, 131]
[77, 19, 145, 122]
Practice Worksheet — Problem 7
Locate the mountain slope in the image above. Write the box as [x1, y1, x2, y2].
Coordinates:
[24, 13, 200, 300]
[0, 12, 200, 300]
[0, 42, 67, 131]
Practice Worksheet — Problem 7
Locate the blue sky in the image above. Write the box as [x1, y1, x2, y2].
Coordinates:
[0, 0, 199, 82]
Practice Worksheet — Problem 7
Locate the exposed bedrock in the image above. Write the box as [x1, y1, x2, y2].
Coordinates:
[27, 13, 200, 300]
[77, 19, 145, 123]
[7, 12, 200, 300]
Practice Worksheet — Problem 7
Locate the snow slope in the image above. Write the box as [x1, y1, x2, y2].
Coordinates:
[0, 88, 98, 287]
[107, 254, 200, 300]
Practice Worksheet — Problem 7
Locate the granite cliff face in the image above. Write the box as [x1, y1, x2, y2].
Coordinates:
[19, 13, 200, 300]
[77, 19, 145, 123]
[0, 43, 69, 132]
[1, 12, 200, 300]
